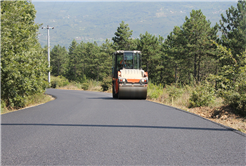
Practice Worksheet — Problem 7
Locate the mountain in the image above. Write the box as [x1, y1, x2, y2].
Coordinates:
[33, 1, 237, 49]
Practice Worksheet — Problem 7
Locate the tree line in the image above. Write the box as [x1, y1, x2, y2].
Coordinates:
[49, 0, 246, 113]
[52, 2, 245, 83]
[1, 0, 246, 113]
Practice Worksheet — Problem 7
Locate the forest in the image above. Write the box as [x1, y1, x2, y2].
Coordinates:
[49, 1, 246, 115]
[1, 0, 246, 116]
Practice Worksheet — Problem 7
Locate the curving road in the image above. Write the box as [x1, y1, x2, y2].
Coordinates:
[1, 89, 246, 165]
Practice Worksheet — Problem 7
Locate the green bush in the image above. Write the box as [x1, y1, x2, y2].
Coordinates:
[1, 99, 6, 110]
[51, 76, 69, 88]
[220, 74, 246, 115]
[101, 76, 111, 91]
[1, 1, 49, 109]
[166, 84, 184, 100]
[189, 82, 215, 108]
[208, 43, 246, 115]
[147, 81, 163, 99]
[222, 90, 246, 115]
[82, 83, 89, 90]
[51, 80, 57, 88]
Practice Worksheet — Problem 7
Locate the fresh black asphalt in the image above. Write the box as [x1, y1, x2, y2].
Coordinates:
[1, 89, 246, 165]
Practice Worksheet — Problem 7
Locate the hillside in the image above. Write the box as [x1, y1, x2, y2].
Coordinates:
[33, 2, 237, 48]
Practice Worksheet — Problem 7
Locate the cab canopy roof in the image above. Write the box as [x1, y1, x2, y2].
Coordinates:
[115, 50, 141, 54]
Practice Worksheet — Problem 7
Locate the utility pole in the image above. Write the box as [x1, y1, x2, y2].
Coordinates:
[42, 25, 54, 84]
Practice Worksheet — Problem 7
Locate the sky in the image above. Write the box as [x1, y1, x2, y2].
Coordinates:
[32, 0, 238, 2]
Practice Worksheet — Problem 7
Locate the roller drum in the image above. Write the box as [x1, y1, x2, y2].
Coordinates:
[118, 86, 147, 99]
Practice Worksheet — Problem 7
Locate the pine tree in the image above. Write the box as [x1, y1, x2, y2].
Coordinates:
[101, 39, 114, 77]
[163, 26, 185, 84]
[219, 0, 246, 59]
[162, 10, 218, 85]
[84, 42, 100, 81]
[51, 44, 68, 76]
[182, 9, 218, 82]
[136, 32, 162, 81]
[112, 21, 133, 50]
[67, 39, 79, 81]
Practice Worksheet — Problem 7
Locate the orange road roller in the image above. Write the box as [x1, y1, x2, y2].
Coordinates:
[112, 50, 148, 99]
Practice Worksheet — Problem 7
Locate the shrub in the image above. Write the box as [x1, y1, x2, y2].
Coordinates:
[1, 1, 49, 109]
[166, 84, 184, 100]
[51, 80, 57, 88]
[101, 76, 111, 91]
[82, 83, 89, 90]
[147, 81, 163, 99]
[222, 90, 246, 115]
[220, 74, 246, 115]
[189, 82, 215, 108]
[87, 79, 101, 91]
[1, 99, 7, 112]
[208, 43, 246, 115]
[51, 76, 69, 88]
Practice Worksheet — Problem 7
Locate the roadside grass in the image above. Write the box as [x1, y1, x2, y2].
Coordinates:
[1, 93, 54, 114]
[147, 82, 224, 111]
[147, 81, 245, 133]
[87, 79, 102, 91]
[51, 75, 110, 92]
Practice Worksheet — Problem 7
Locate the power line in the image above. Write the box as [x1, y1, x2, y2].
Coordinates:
[64, 1, 74, 18]
[47, 1, 57, 17]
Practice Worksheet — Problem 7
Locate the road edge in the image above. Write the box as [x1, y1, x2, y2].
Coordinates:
[145, 100, 246, 137]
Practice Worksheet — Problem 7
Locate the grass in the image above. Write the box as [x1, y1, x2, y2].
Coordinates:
[146, 82, 245, 133]
[51, 75, 110, 92]
[1, 93, 54, 114]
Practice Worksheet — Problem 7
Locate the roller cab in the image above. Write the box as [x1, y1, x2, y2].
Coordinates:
[112, 50, 148, 99]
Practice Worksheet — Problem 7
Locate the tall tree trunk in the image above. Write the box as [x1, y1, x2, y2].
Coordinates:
[175, 63, 178, 83]
[198, 55, 201, 82]
[74, 66, 76, 79]
[57, 61, 60, 76]
[215, 65, 218, 90]
[189, 72, 191, 84]
[97, 66, 99, 82]
[160, 61, 163, 84]
[194, 54, 197, 82]
[147, 61, 149, 74]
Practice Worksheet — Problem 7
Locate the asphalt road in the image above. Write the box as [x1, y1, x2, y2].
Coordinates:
[1, 89, 246, 165]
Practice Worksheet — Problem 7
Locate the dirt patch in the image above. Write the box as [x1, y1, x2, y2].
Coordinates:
[188, 106, 246, 133]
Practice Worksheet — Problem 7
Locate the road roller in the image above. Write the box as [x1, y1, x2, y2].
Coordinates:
[112, 50, 148, 99]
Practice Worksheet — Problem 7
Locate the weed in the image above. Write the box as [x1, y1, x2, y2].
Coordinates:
[147, 81, 163, 99]
[101, 76, 111, 91]
[189, 82, 216, 108]
[51, 76, 69, 88]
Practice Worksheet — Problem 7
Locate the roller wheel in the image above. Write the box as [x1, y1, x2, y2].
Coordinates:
[112, 84, 118, 99]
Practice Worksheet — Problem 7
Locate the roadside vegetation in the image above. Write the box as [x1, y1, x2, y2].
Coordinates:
[1, 93, 54, 114]
[147, 82, 246, 133]
[1, 0, 245, 132]
[1, 1, 50, 113]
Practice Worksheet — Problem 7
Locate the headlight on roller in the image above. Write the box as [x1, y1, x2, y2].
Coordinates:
[140, 78, 148, 84]
[119, 78, 126, 83]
